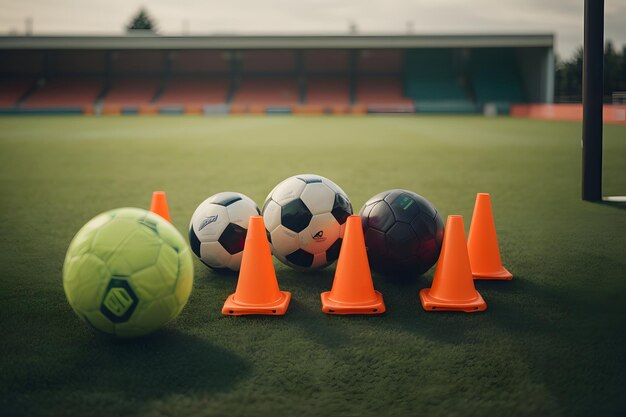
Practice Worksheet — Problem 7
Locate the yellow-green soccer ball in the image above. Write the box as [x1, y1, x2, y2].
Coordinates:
[63, 208, 194, 337]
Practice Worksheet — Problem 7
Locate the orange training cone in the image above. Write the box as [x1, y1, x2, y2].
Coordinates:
[321, 215, 385, 315]
[150, 191, 171, 223]
[420, 215, 486, 312]
[222, 215, 291, 315]
[467, 193, 512, 280]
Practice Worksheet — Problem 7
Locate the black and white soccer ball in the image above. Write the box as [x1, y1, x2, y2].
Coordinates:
[263, 174, 353, 270]
[189, 192, 260, 272]
[360, 189, 444, 277]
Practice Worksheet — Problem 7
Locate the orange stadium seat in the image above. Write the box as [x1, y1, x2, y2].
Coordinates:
[103, 78, 160, 106]
[23, 78, 102, 108]
[158, 78, 229, 106]
[0, 79, 33, 107]
[232, 77, 298, 106]
[305, 76, 350, 106]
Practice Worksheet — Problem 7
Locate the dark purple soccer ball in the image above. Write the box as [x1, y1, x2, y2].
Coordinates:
[359, 189, 444, 277]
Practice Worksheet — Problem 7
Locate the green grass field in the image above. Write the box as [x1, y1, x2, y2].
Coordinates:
[1, 115, 625, 417]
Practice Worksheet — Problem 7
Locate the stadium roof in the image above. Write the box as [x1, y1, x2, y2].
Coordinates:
[0, 34, 553, 50]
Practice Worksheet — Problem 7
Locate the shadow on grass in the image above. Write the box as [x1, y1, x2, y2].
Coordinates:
[477, 275, 626, 414]
[9, 328, 250, 400]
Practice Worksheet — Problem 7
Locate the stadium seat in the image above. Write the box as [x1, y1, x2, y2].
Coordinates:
[22, 78, 102, 108]
[103, 78, 161, 106]
[305, 76, 350, 106]
[232, 77, 299, 106]
[0, 78, 33, 107]
[404, 49, 475, 112]
[158, 78, 229, 106]
[470, 49, 526, 110]
[356, 77, 413, 106]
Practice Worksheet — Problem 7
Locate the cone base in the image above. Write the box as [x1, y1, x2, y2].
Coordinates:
[419, 288, 487, 313]
[222, 291, 291, 316]
[472, 266, 512, 280]
[320, 291, 386, 315]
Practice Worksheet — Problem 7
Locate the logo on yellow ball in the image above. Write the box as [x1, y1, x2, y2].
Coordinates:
[100, 278, 138, 323]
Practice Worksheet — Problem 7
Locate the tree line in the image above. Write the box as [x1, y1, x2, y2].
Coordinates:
[555, 41, 626, 102]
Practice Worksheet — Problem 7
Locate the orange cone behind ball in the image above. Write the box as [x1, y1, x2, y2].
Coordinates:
[419, 215, 486, 312]
[222, 216, 291, 316]
[150, 191, 171, 223]
[321, 215, 385, 315]
[467, 193, 512, 280]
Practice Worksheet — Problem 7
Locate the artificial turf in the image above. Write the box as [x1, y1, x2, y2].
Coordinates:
[0, 115, 624, 417]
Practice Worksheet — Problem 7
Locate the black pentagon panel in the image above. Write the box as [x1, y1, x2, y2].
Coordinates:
[386, 223, 419, 261]
[286, 249, 314, 268]
[219, 223, 247, 255]
[331, 193, 352, 225]
[389, 193, 421, 223]
[281, 198, 313, 233]
[100, 278, 138, 323]
[266, 229, 272, 244]
[297, 177, 322, 184]
[214, 196, 242, 207]
[367, 201, 396, 232]
[189, 227, 202, 258]
[325, 238, 342, 263]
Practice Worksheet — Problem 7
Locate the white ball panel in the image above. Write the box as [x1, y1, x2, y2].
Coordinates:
[270, 177, 307, 205]
[299, 213, 341, 254]
[200, 241, 232, 268]
[238, 193, 260, 212]
[227, 199, 258, 228]
[227, 251, 243, 271]
[262, 199, 282, 233]
[300, 182, 336, 215]
[270, 225, 300, 257]
[321, 176, 349, 196]
[191, 204, 230, 243]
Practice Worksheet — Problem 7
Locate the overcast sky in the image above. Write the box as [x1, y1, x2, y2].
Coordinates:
[1, 0, 625, 58]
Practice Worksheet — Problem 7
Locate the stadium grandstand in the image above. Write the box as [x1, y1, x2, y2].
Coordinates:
[0, 34, 554, 115]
